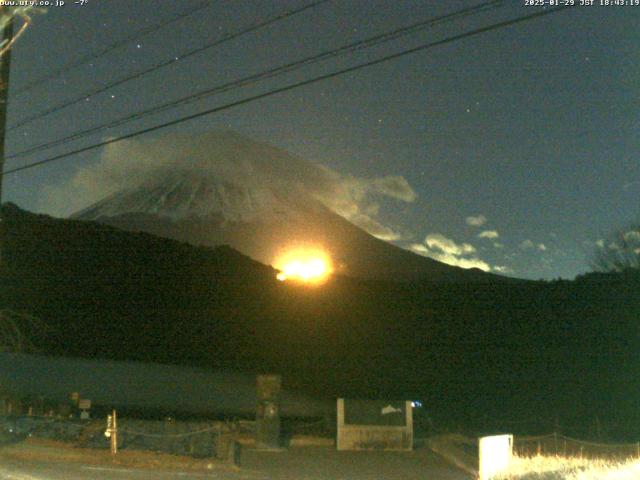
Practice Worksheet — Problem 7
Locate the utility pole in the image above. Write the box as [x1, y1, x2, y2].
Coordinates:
[0, 12, 13, 203]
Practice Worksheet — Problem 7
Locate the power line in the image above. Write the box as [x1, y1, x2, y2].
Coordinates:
[1, 5, 574, 179]
[13, 0, 213, 96]
[8, 0, 330, 131]
[8, 0, 504, 161]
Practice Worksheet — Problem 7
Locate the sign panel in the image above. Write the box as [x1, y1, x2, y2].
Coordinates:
[337, 398, 413, 451]
[479, 434, 513, 480]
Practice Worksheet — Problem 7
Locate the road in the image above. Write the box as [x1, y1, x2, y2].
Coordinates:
[0, 445, 472, 479]
[0, 458, 260, 480]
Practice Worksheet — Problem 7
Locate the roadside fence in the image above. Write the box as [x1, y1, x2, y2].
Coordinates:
[0, 414, 248, 461]
[514, 432, 640, 460]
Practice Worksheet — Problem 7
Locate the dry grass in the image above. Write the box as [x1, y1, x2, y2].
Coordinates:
[497, 454, 640, 479]
[0, 437, 237, 473]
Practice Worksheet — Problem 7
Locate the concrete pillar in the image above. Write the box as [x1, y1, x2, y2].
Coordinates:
[255, 374, 281, 449]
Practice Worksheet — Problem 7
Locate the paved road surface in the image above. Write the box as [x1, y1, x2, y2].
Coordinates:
[241, 446, 473, 480]
[0, 459, 256, 480]
[0, 446, 472, 479]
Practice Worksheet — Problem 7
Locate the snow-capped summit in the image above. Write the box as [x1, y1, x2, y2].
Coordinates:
[74, 131, 325, 224]
[76, 170, 308, 225]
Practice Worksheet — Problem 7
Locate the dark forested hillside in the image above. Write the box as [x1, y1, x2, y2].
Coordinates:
[1, 203, 639, 439]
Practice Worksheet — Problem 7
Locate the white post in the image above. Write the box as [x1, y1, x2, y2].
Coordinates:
[336, 398, 345, 450]
[110, 409, 118, 455]
[405, 400, 413, 450]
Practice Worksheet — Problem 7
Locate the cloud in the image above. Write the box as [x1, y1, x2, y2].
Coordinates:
[493, 242, 504, 249]
[623, 230, 640, 243]
[478, 230, 499, 239]
[429, 252, 491, 271]
[598, 230, 640, 256]
[493, 265, 512, 274]
[519, 239, 547, 252]
[425, 233, 476, 256]
[347, 213, 402, 241]
[519, 239, 534, 250]
[369, 176, 417, 202]
[466, 215, 487, 227]
[409, 243, 429, 255]
[37, 131, 416, 241]
[410, 233, 493, 272]
[617, 230, 640, 255]
[410, 244, 490, 271]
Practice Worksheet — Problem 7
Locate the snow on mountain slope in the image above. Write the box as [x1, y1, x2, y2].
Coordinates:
[77, 171, 307, 225]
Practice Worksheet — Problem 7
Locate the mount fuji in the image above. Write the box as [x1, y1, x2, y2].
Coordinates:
[72, 131, 506, 283]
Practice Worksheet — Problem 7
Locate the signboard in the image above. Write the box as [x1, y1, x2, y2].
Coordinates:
[479, 434, 513, 480]
[337, 398, 413, 451]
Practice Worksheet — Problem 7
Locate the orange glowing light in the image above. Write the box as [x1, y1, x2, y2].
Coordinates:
[274, 247, 333, 284]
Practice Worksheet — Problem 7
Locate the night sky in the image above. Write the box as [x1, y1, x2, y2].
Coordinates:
[4, 0, 639, 280]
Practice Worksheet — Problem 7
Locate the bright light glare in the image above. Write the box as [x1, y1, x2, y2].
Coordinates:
[274, 248, 333, 284]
